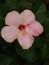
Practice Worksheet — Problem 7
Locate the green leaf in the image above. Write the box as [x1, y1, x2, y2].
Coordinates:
[0, 16, 5, 30]
[34, 37, 43, 48]
[6, 0, 17, 10]
[31, 0, 43, 12]
[43, 18, 49, 35]
[41, 33, 49, 59]
[15, 0, 33, 12]
[36, 4, 46, 24]
[0, 54, 12, 65]
[41, 44, 49, 59]
[15, 40, 40, 62]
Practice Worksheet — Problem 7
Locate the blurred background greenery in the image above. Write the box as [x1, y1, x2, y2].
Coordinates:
[0, 0, 49, 65]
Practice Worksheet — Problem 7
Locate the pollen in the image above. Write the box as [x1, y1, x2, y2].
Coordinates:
[21, 28, 26, 35]
[17, 28, 26, 38]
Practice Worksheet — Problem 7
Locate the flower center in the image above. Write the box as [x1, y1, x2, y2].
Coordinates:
[18, 25, 26, 35]
[17, 25, 26, 38]
[18, 25, 25, 30]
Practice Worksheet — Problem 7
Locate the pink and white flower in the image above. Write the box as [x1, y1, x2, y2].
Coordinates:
[1, 10, 44, 49]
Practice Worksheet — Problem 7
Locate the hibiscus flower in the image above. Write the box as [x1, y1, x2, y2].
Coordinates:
[1, 10, 44, 49]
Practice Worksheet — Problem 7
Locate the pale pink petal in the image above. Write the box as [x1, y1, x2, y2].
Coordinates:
[25, 20, 44, 36]
[5, 11, 21, 27]
[17, 33, 34, 49]
[20, 10, 35, 25]
[1, 26, 20, 43]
